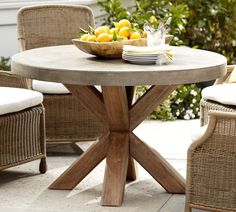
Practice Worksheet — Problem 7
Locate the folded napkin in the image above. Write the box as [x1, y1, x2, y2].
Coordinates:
[123, 44, 173, 54]
[123, 44, 174, 63]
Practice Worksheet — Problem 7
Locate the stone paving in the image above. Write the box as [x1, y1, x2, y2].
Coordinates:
[0, 119, 203, 212]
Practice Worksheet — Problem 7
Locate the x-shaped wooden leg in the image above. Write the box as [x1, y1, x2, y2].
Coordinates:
[49, 85, 185, 206]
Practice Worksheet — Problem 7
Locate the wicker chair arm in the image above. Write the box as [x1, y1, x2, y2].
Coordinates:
[189, 110, 236, 151]
[0, 70, 32, 89]
[186, 109, 236, 211]
[208, 109, 236, 118]
[214, 65, 236, 85]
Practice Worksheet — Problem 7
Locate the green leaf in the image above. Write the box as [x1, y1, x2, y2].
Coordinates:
[128, 28, 136, 33]
[88, 26, 95, 34]
[79, 28, 89, 34]
[113, 32, 118, 41]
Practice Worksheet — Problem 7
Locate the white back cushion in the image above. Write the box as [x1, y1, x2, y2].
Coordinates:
[32, 80, 70, 94]
[33, 80, 102, 94]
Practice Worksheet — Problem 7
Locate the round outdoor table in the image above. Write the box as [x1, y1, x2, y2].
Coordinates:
[11, 45, 227, 207]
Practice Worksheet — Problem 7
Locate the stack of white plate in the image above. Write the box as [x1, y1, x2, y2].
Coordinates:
[122, 52, 162, 65]
[122, 44, 173, 65]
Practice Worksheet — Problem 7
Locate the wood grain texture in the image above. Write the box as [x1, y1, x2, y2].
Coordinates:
[125, 86, 135, 107]
[102, 86, 129, 131]
[72, 38, 147, 59]
[130, 133, 185, 193]
[101, 132, 129, 206]
[125, 86, 138, 181]
[49, 131, 110, 190]
[126, 156, 138, 181]
[102, 86, 137, 181]
[64, 84, 108, 125]
[10, 41, 229, 208]
[130, 85, 176, 130]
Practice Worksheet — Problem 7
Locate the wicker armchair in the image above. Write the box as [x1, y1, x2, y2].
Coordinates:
[0, 87, 46, 173]
[0, 70, 31, 88]
[6, 4, 104, 143]
[200, 65, 236, 126]
[185, 111, 236, 212]
[187, 67, 236, 211]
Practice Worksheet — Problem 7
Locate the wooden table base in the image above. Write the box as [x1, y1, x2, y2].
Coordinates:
[49, 85, 185, 206]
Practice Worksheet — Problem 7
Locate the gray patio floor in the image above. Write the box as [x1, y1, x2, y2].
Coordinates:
[0, 119, 204, 212]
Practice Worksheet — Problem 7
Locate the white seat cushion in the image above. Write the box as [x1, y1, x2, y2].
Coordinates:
[32, 80, 70, 94]
[0, 87, 43, 115]
[202, 84, 236, 106]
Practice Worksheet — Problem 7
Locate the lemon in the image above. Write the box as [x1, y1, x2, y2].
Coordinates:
[110, 27, 119, 35]
[97, 33, 110, 42]
[87, 35, 97, 42]
[150, 16, 158, 26]
[117, 19, 131, 29]
[118, 27, 130, 38]
[102, 26, 110, 34]
[80, 34, 90, 41]
[121, 36, 128, 40]
[130, 32, 141, 40]
[94, 27, 107, 37]
[109, 34, 113, 42]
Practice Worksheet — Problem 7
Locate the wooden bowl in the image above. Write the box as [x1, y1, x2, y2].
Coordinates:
[72, 35, 173, 59]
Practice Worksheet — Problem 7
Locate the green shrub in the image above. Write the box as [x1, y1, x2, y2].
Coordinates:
[135, 84, 201, 120]
[98, 0, 189, 45]
[0, 57, 10, 71]
[135, 86, 176, 120]
[170, 84, 201, 120]
[97, 0, 130, 26]
[179, 0, 236, 64]
[98, 0, 236, 63]
[98, 0, 235, 120]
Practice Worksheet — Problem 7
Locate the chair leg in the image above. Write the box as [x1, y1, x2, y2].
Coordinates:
[39, 157, 47, 173]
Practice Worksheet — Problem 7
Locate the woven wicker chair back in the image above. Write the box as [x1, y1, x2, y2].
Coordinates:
[17, 4, 95, 50]
[15, 4, 104, 142]
[0, 71, 31, 88]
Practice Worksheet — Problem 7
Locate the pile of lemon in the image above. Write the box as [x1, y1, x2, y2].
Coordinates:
[80, 19, 146, 42]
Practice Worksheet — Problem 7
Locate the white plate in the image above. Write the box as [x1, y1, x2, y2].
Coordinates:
[123, 59, 158, 63]
[122, 57, 159, 65]
[123, 52, 161, 57]
[123, 59, 157, 65]
[122, 50, 164, 65]
[122, 56, 160, 61]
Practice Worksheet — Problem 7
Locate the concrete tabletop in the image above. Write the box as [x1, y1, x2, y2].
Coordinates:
[11, 45, 227, 86]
